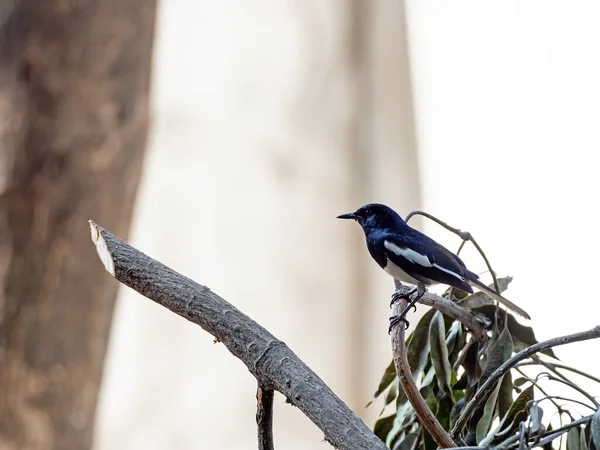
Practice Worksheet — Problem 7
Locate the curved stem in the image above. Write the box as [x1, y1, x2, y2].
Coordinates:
[535, 395, 596, 412]
[450, 325, 600, 438]
[390, 280, 457, 448]
[528, 414, 593, 449]
[518, 359, 600, 385]
[515, 367, 564, 414]
[535, 371, 599, 408]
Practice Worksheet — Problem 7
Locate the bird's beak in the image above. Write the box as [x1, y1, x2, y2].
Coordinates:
[336, 212, 357, 220]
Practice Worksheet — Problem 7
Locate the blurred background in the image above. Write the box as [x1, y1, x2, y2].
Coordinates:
[1, 1, 599, 449]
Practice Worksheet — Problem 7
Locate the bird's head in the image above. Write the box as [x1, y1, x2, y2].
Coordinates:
[337, 203, 405, 231]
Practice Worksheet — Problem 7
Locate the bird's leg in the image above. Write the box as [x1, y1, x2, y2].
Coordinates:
[390, 286, 417, 307]
[388, 284, 426, 334]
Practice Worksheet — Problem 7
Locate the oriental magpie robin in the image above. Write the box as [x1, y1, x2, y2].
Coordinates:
[337, 203, 530, 331]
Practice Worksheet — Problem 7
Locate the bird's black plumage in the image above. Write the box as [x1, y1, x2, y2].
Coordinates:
[337, 203, 530, 328]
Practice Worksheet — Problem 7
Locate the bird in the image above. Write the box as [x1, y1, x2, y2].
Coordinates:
[337, 203, 530, 331]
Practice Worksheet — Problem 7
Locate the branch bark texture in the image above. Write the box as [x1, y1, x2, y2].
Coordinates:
[398, 286, 486, 338]
[390, 280, 457, 448]
[89, 222, 386, 450]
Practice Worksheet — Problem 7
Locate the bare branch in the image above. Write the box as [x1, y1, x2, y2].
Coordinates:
[390, 280, 457, 448]
[518, 358, 600, 385]
[415, 289, 487, 337]
[88, 221, 387, 450]
[528, 414, 594, 449]
[257, 385, 275, 450]
[451, 325, 600, 437]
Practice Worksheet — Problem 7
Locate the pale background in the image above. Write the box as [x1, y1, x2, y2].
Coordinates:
[93, 1, 600, 449]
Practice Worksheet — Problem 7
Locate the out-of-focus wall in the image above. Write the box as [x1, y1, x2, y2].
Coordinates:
[93, 1, 419, 449]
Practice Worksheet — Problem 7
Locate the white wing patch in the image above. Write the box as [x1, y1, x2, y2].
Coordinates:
[432, 263, 465, 281]
[384, 240, 432, 267]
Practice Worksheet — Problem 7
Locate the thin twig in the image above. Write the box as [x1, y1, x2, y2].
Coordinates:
[528, 414, 593, 449]
[405, 210, 500, 293]
[257, 385, 275, 450]
[517, 359, 600, 385]
[450, 325, 600, 438]
[535, 395, 597, 412]
[535, 372, 599, 408]
[390, 280, 457, 448]
[88, 221, 387, 450]
[515, 367, 565, 415]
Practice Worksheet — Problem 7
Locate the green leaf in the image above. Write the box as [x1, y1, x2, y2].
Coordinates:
[586, 423, 595, 450]
[568, 427, 581, 450]
[419, 367, 436, 401]
[429, 311, 454, 400]
[374, 413, 396, 442]
[371, 360, 396, 402]
[473, 305, 557, 359]
[388, 403, 415, 448]
[450, 398, 465, 428]
[480, 326, 513, 388]
[459, 277, 513, 309]
[426, 390, 438, 414]
[476, 378, 502, 443]
[542, 424, 555, 450]
[498, 370, 513, 420]
[529, 405, 544, 434]
[592, 408, 600, 450]
[422, 427, 437, 450]
[392, 431, 419, 450]
[407, 308, 436, 378]
[582, 425, 590, 450]
[494, 385, 534, 442]
[438, 395, 453, 431]
[445, 322, 461, 356]
[513, 377, 528, 387]
[381, 379, 399, 413]
[464, 340, 482, 385]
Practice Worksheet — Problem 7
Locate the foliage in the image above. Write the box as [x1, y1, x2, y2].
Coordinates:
[370, 278, 600, 450]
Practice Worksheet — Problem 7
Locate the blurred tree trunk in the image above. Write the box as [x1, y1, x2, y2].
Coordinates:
[0, 1, 157, 449]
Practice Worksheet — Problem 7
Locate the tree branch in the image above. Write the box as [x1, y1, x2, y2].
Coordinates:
[413, 289, 487, 338]
[450, 325, 600, 438]
[390, 280, 457, 448]
[257, 385, 275, 450]
[88, 221, 387, 450]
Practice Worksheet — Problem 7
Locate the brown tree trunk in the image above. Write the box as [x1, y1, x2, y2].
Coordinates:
[0, 1, 157, 449]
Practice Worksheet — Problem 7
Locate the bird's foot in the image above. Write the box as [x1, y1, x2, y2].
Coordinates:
[388, 314, 409, 333]
[388, 291, 424, 333]
[390, 287, 417, 307]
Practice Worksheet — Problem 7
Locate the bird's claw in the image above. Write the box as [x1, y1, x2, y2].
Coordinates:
[388, 314, 409, 333]
[389, 288, 417, 307]
[389, 292, 405, 307]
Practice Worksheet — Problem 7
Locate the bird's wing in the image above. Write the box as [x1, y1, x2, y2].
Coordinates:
[382, 233, 473, 293]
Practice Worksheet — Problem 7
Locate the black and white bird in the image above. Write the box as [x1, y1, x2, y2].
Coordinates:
[337, 203, 530, 330]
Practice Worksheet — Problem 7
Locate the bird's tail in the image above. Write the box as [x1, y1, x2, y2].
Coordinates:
[468, 278, 531, 320]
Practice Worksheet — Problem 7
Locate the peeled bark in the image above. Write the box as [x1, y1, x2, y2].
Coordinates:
[0, 1, 157, 449]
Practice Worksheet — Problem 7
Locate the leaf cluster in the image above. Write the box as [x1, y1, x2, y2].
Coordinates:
[371, 278, 600, 450]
